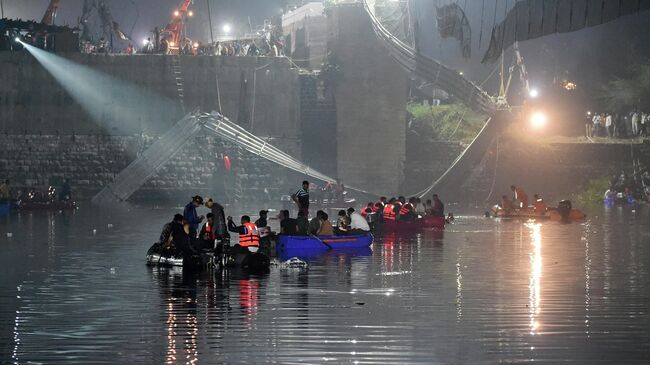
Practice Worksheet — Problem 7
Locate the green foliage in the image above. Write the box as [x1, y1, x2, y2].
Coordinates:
[601, 63, 650, 111]
[406, 102, 486, 143]
[323, 0, 339, 8]
[574, 176, 610, 206]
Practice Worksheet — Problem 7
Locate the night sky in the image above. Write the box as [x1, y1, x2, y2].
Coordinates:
[1, 0, 286, 43]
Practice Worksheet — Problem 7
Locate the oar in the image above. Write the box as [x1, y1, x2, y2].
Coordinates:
[309, 234, 333, 250]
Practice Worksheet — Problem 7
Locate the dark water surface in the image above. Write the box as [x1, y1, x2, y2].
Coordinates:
[1, 206, 649, 364]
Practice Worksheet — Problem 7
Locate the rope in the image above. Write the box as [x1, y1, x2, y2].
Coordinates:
[483, 135, 500, 203]
[250, 61, 273, 131]
[479, 0, 485, 49]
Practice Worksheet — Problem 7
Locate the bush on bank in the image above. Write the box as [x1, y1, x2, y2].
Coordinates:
[407, 102, 485, 143]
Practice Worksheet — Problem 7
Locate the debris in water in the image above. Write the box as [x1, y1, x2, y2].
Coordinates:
[275, 257, 308, 269]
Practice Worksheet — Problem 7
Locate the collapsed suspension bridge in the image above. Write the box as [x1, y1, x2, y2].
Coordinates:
[94, 1, 513, 204]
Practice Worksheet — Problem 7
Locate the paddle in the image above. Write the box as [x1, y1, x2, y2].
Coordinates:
[310, 234, 333, 250]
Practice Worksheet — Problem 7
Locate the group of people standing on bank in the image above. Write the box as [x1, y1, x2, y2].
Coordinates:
[586, 111, 649, 138]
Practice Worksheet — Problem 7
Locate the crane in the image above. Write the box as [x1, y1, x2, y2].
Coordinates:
[41, 0, 61, 25]
[162, 0, 193, 54]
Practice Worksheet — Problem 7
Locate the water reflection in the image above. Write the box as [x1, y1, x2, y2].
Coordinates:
[525, 222, 542, 335]
[2, 208, 650, 364]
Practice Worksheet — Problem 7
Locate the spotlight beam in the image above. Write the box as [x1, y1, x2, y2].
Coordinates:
[19, 42, 180, 135]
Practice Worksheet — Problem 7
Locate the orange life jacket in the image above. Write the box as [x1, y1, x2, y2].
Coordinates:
[239, 222, 260, 247]
[383, 204, 396, 220]
[399, 202, 413, 216]
[203, 222, 214, 240]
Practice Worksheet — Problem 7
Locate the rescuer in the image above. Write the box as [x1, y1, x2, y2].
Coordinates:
[510, 185, 529, 208]
[227, 215, 260, 252]
[292, 180, 310, 217]
[432, 194, 445, 217]
[183, 195, 204, 238]
[501, 195, 516, 213]
[198, 213, 216, 250]
[399, 198, 416, 220]
[383, 198, 397, 221]
[533, 194, 547, 214]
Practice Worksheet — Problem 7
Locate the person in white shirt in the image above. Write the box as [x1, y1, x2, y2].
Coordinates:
[631, 112, 640, 136]
[605, 114, 613, 137]
[346, 208, 370, 235]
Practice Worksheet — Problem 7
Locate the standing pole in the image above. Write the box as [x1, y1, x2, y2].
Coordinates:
[206, 0, 215, 44]
[1, 0, 4, 18]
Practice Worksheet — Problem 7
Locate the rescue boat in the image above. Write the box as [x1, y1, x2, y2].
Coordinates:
[383, 216, 446, 232]
[18, 200, 77, 211]
[277, 233, 373, 260]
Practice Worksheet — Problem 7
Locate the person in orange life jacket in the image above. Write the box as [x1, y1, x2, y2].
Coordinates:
[399, 197, 417, 220]
[533, 194, 547, 214]
[197, 213, 216, 250]
[510, 185, 529, 209]
[227, 215, 260, 252]
[383, 198, 398, 221]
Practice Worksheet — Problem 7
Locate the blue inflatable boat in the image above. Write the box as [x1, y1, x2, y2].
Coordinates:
[277, 233, 373, 260]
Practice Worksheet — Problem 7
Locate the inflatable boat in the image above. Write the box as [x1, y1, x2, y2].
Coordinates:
[278, 233, 373, 251]
[277, 233, 373, 260]
[383, 216, 446, 232]
[146, 243, 270, 272]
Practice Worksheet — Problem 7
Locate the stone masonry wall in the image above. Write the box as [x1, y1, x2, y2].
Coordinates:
[0, 134, 295, 203]
[0, 53, 301, 142]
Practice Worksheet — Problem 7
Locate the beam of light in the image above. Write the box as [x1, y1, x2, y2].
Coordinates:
[19, 41, 181, 135]
[525, 222, 542, 335]
[528, 89, 539, 98]
[222, 24, 232, 33]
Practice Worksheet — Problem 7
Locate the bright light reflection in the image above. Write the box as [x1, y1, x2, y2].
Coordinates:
[526, 222, 542, 335]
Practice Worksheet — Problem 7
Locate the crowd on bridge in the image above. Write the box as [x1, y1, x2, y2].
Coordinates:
[585, 111, 649, 139]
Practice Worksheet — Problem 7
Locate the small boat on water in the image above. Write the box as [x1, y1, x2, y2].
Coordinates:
[146, 243, 270, 272]
[491, 201, 586, 222]
[383, 216, 446, 232]
[277, 233, 373, 260]
[277, 233, 373, 250]
[18, 200, 77, 211]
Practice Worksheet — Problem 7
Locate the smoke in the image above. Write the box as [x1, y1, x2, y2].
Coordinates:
[18, 41, 181, 134]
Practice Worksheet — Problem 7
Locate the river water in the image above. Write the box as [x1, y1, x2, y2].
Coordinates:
[1, 205, 649, 364]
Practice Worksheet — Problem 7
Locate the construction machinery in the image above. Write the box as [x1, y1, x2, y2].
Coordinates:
[161, 0, 194, 54]
[41, 0, 61, 26]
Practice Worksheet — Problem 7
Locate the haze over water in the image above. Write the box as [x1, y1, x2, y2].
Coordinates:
[1, 206, 649, 364]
